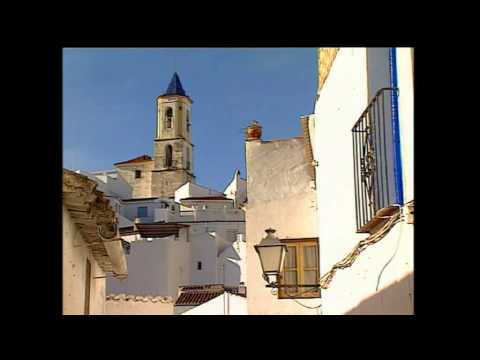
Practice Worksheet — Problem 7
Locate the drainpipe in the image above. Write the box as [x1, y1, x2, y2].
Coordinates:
[389, 47, 405, 205]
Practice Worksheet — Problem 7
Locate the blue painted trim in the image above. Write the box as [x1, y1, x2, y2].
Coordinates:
[389, 48, 404, 205]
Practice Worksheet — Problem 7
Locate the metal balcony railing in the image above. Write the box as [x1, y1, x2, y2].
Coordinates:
[352, 87, 399, 232]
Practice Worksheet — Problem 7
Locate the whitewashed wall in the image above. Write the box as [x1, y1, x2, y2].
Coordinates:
[189, 226, 219, 285]
[77, 170, 132, 199]
[106, 297, 174, 315]
[107, 234, 190, 301]
[224, 170, 247, 207]
[312, 48, 414, 314]
[245, 138, 321, 315]
[175, 182, 223, 204]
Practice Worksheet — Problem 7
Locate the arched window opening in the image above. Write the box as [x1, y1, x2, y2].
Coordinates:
[165, 107, 173, 129]
[186, 111, 191, 133]
[186, 147, 191, 170]
[165, 145, 173, 167]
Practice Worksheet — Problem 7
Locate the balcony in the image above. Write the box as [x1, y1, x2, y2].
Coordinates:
[352, 87, 401, 233]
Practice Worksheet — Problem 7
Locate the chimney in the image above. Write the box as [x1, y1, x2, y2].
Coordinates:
[245, 120, 262, 141]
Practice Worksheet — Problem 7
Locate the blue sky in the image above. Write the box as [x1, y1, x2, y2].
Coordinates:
[63, 48, 317, 192]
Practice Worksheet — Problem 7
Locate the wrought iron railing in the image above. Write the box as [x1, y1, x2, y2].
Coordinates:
[352, 87, 399, 232]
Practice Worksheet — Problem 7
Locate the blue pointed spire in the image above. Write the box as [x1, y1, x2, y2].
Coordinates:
[164, 72, 187, 96]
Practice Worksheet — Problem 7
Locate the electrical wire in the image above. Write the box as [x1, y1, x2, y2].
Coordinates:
[376, 219, 403, 291]
[318, 206, 403, 290]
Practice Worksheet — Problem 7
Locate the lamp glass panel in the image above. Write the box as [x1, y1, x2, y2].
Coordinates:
[258, 246, 282, 273]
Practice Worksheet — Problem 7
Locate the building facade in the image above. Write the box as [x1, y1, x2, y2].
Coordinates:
[310, 47, 414, 314]
[244, 123, 321, 315]
[244, 47, 414, 315]
[63, 169, 128, 315]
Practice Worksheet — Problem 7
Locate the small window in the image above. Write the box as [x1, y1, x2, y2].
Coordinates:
[135, 170, 141, 179]
[137, 206, 148, 218]
[165, 145, 173, 167]
[278, 239, 320, 299]
[165, 107, 173, 129]
[197, 261, 202, 270]
[186, 147, 191, 170]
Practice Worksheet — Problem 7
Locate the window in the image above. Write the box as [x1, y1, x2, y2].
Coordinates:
[352, 48, 403, 232]
[186, 111, 191, 133]
[186, 147, 191, 170]
[135, 170, 141, 179]
[278, 239, 320, 299]
[165, 145, 173, 167]
[137, 206, 148, 218]
[165, 107, 173, 128]
[197, 261, 202, 270]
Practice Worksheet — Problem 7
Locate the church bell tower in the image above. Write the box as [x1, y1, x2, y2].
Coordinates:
[151, 72, 195, 198]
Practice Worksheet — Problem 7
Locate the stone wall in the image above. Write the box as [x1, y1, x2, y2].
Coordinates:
[115, 161, 153, 198]
[151, 170, 193, 198]
[318, 48, 339, 94]
[153, 139, 189, 170]
[156, 96, 192, 143]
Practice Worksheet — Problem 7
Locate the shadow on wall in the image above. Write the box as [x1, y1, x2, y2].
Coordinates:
[224, 259, 241, 287]
[344, 272, 414, 315]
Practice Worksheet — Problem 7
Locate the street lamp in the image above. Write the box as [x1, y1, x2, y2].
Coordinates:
[254, 228, 288, 287]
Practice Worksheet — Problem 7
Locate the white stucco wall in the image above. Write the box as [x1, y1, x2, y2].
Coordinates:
[106, 298, 174, 315]
[245, 137, 321, 315]
[63, 205, 106, 315]
[174, 182, 223, 204]
[120, 198, 174, 223]
[312, 48, 414, 315]
[224, 170, 247, 207]
[107, 234, 190, 300]
[77, 170, 132, 199]
[189, 227, 219, 285]
[396, 48, 414, 204]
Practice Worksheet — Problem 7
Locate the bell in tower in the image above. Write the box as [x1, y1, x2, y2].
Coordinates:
[151, 72, 195, 198]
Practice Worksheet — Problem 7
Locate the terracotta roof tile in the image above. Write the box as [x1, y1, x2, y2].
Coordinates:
[114, 155, 153, 166]
[174, 285, 246, 306]
[106, 294, 173, 303]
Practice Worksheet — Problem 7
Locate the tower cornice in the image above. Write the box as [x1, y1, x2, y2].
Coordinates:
[156, 94, 193, 104]
[154, 137, 194, 147]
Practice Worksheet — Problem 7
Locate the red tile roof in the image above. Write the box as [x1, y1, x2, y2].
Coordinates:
[114, 155, 153, 166]
[174, 285, 246, 306]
